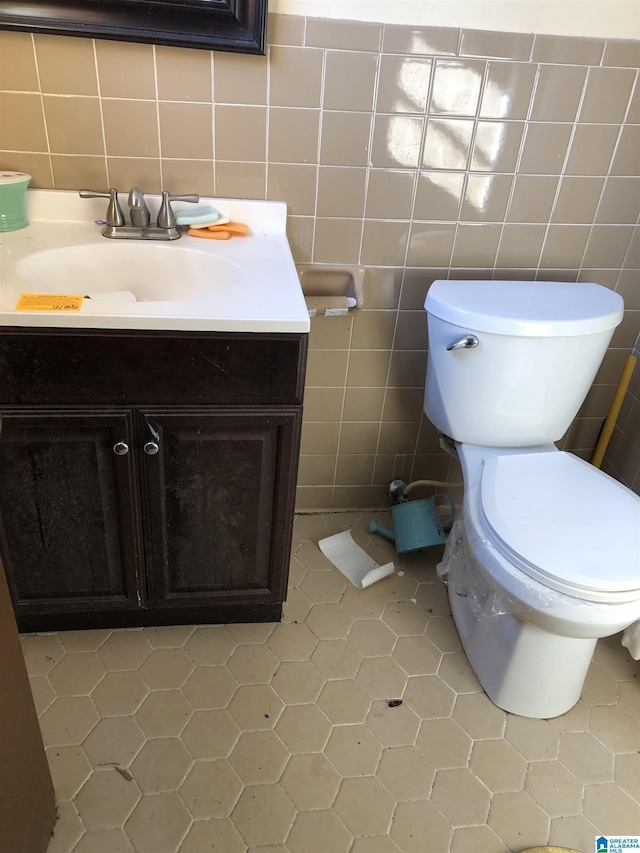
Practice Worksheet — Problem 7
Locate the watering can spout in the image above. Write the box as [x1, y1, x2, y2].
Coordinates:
[368, 519, 396, 542]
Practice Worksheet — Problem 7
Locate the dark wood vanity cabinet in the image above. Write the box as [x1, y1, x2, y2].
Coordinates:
[0, 328, 307, 632]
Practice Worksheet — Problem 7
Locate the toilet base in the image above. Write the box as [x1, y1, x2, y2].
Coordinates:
[448, 577, 596, 718]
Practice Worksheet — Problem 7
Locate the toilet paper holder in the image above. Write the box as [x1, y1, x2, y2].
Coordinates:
[297, 264, 365, 316]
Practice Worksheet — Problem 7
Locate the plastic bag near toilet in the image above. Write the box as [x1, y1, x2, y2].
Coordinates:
[621, 620, 640, 659]
[437, 510, 556, 617]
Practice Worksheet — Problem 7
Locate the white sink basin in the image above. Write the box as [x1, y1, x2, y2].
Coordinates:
[0, 190, 310, 333]
[16, 243, 241, 302]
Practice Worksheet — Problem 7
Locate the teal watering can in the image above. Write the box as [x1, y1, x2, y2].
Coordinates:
[369, 494, 456, 555]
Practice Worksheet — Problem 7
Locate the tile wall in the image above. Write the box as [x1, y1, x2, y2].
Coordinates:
[0, 15, 638, 509]
[602, 333, 640, 494]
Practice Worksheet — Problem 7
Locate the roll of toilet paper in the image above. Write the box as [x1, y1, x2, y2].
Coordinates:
[318, 530, 394, 589]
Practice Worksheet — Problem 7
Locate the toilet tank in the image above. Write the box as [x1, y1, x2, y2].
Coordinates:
[424, 280, 624, 447]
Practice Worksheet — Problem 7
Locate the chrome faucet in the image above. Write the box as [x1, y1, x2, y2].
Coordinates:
[79, 188, 199, 240]
[128, 186, 150, 228]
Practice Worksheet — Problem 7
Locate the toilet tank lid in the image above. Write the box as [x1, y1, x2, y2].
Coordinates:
[425, 280, 623, 336]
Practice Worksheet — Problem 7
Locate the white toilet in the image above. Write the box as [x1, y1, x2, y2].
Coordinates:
[424, 279, 640, 718]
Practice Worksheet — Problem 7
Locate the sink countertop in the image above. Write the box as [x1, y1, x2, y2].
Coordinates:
[0, 190, 310, 334]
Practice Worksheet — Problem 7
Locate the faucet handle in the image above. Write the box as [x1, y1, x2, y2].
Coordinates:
[79, 188, 125, 227]
[157, 191, 199, 229]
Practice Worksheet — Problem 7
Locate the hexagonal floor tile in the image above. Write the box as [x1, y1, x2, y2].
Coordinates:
[179, 818, 245, 853]
[139, 648, 194, 690]
[72, 828, 134, 853]
[228, 730, 290, 784]
[27, 676, 56, 717]
[348, 619, 397, 657]
[231, 784, 296, 847]
[317, 679, 371, 725]
[424, 616, 463, 654]
[274, 703, 333, 754]
[525, 759, 584, 818]
[390, 800, 453, 853]
[590, 704, 640, 753]
[97, 631, 152, 671]
[226, 644, 279, 685]
[305, 602, 354, 640]
[431, 767, 491, 827]
[382, 600, 428, 637]
[280, 752, 342, 810]
[226, 622, 275, 644]
[366, 698, 421, 747]
[45, 802, 85, 853]
[583, 782, 640, 835]
[334, 775, 395, 836]
[48, 652, 105, 696]
[377, 745, 435, 801]
[134, 690, 193, 738]
[180, 709, 240, 760]
[286, 809, 352, 853]
[415, 717, 473, 771]
[46, 745, 92, 802]
[392, 635, 442, 676]
[82, 716, 145, 768]
[179, 760, 243, 819]
[124, 792, 191, 853]
[74, 769, 141, 830]
[183, 626, 237, 666]
[142, 625, 195, 648]
[487, 790, 550, 851]
[91, 671, 149, 717]
[469, 737, 527, 793]
[39, 696, 99, 747]
[59, 629, 112, 653]
[324, 725, 383, 777]
[437, 652, 482, 694]
[311, 639, 363, 680]
[504, 715, 560, 761]
[403, 674, 455, 720]
[267, 621, 319, 661]
[20, 633, 65, 676]
[227, 684, 285, 731]
[452, 691, 506, 740]
[355, 656, 407, 700]
[130, 737, 193, 793]
[181, 666, 238, 710]
[271, 660, 325, 704]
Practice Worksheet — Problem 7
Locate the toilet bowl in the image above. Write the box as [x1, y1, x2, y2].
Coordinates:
[439, 443, 640, 718]
[423, 279, 640, 718]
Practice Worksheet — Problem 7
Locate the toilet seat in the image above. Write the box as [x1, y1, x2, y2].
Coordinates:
[479, 451, 640, 603]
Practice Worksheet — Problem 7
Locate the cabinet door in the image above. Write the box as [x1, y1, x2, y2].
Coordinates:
[139, 408, 301, 609]
[0, 410, 144, 623]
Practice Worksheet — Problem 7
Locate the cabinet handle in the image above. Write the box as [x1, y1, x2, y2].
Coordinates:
[113, 441, 129, 455]
[144, 441, 159, 455]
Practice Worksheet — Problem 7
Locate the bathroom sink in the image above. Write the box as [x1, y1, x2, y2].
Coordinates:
[16, 243, 241, 302]
[0, 189, 310, 333]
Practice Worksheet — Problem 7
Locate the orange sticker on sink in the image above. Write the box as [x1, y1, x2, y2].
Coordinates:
[15, 293, 84, 311]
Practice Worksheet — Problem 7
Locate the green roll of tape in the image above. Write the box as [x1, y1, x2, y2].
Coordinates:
[0, 171, 31, 231]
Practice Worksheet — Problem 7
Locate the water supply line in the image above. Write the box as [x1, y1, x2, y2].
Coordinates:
[389, 478, 463, 502]
[591, 353, 637, 469]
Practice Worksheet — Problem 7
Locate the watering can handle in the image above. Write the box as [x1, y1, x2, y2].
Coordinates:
[431, 494, 456, 528]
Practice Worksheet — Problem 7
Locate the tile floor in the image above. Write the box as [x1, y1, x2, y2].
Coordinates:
[22, 512, 640, 853]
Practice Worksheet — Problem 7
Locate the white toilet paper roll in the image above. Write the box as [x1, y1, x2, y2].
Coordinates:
[319, 530, 394, 589]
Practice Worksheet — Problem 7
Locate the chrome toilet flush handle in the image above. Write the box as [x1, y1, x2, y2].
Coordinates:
[446, 334, 479, 351]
